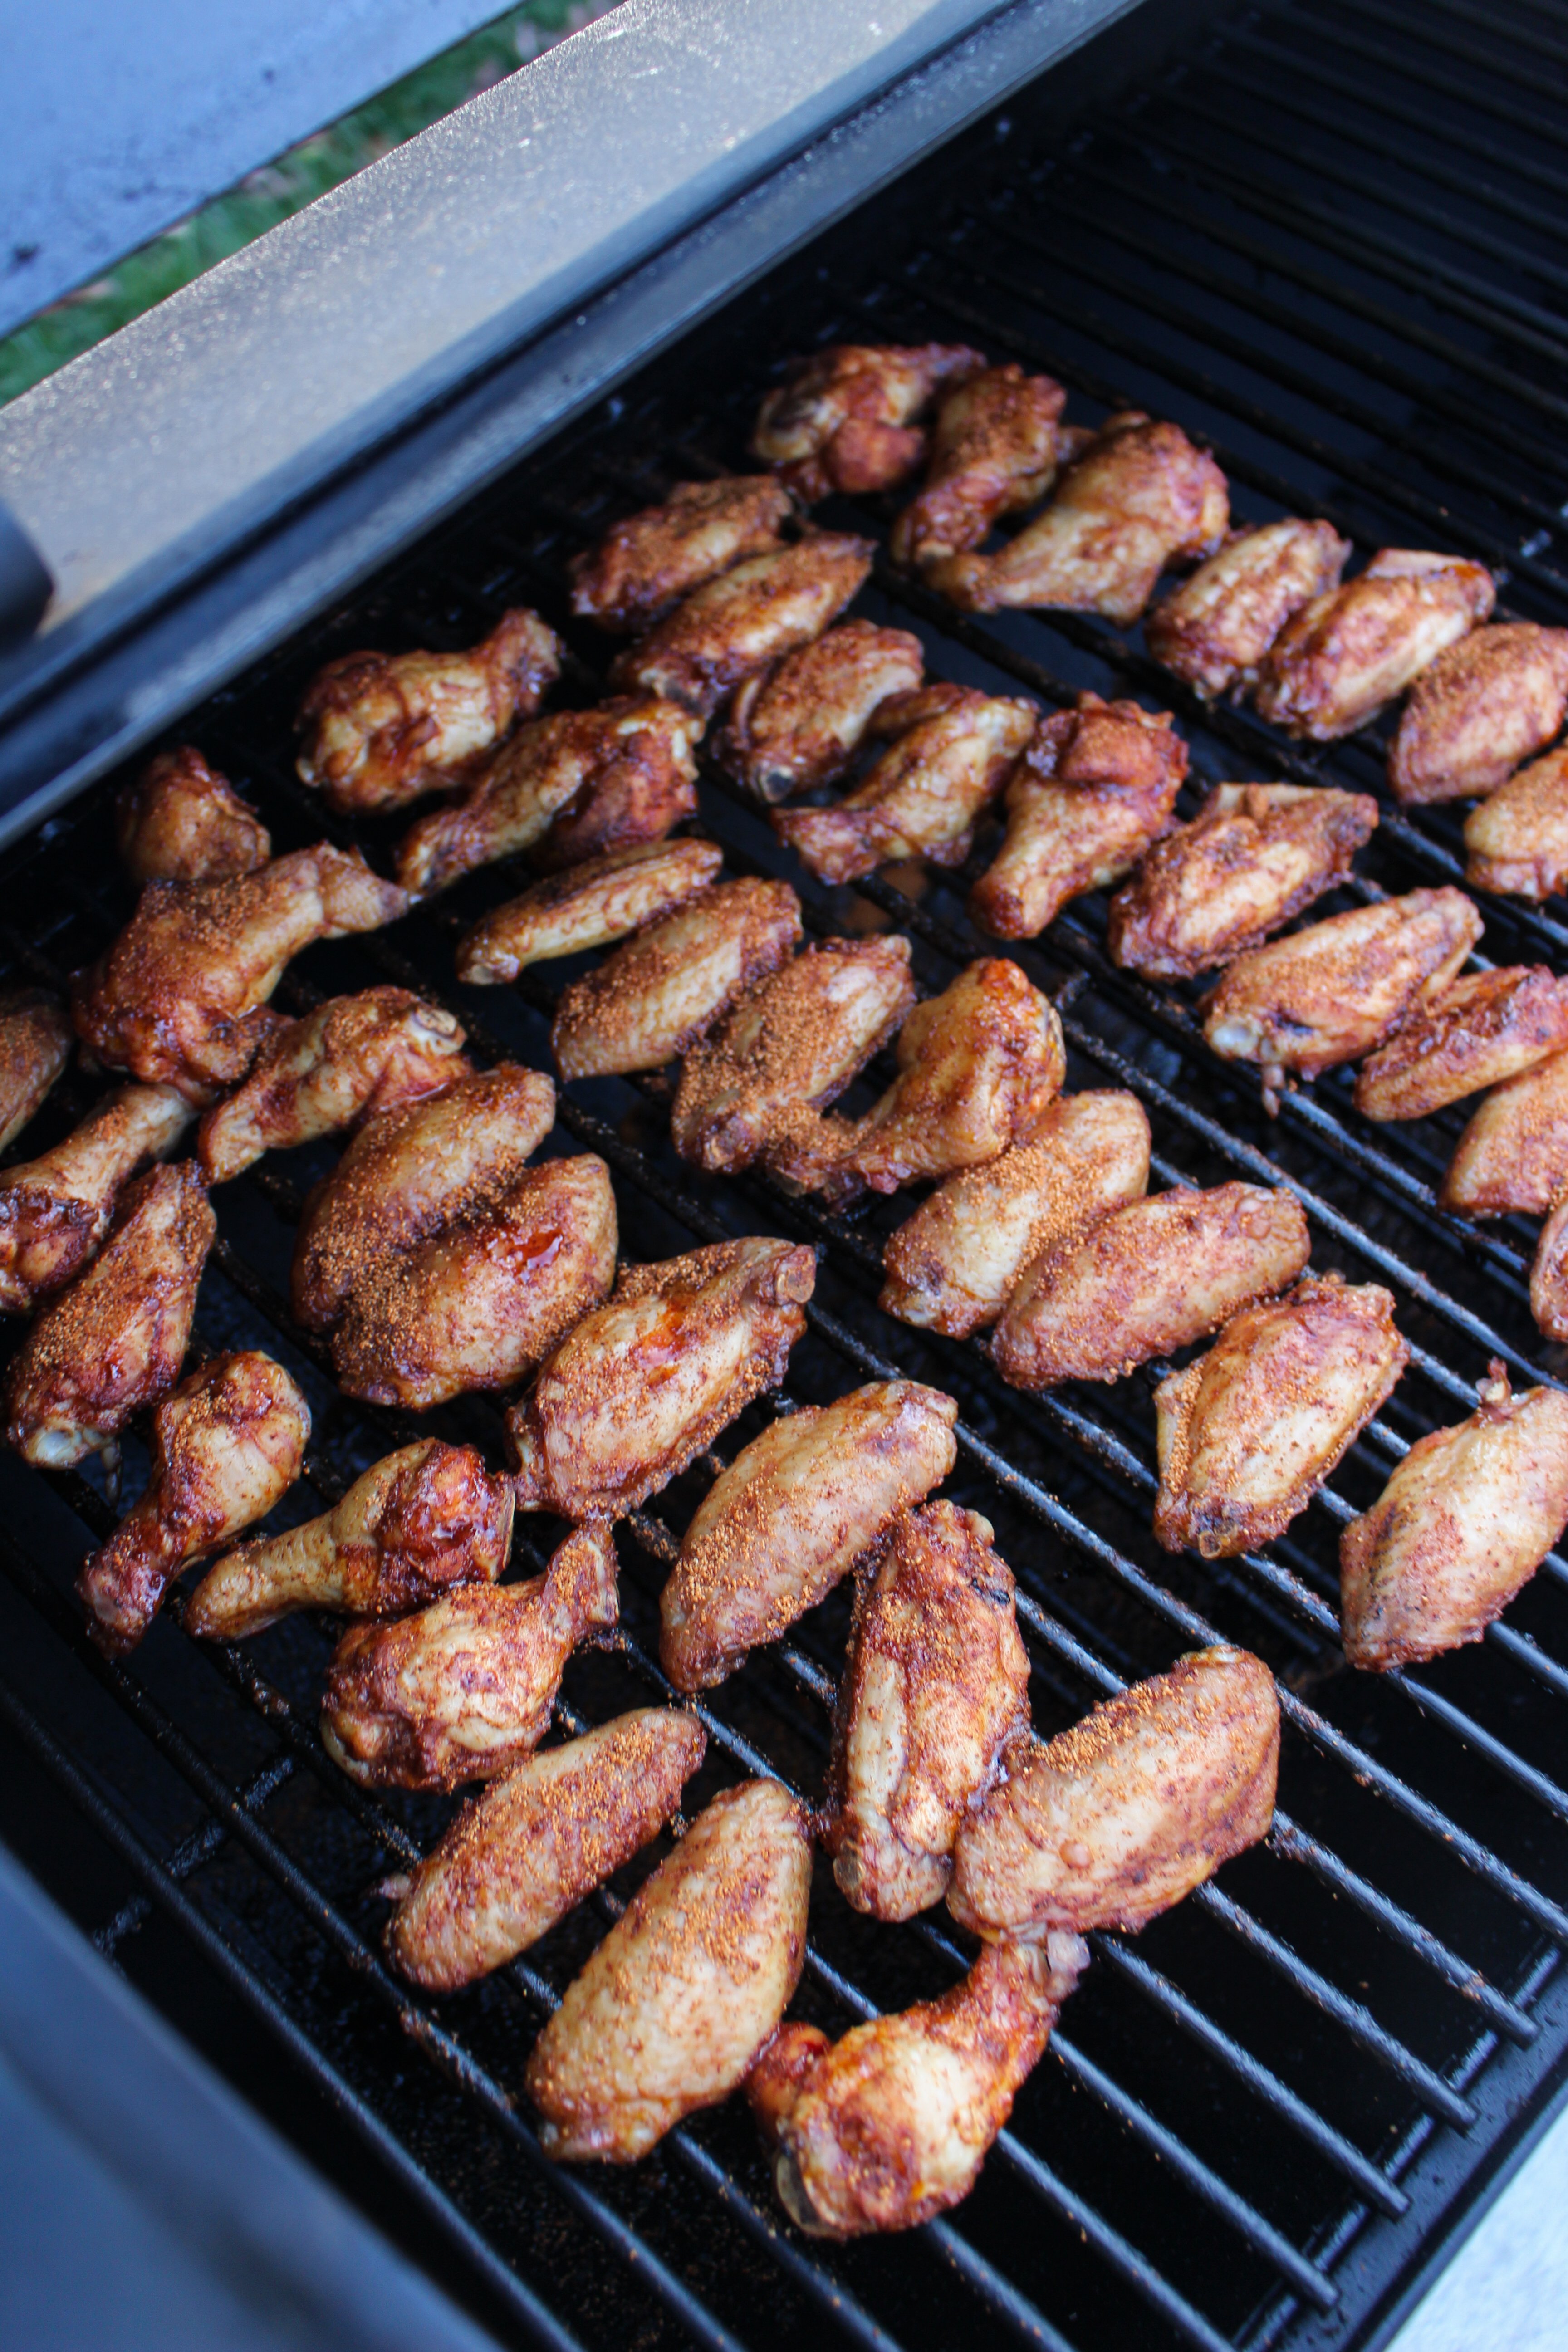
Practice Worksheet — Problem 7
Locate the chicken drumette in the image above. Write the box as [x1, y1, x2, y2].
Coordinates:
[1352, 966, 1568, 1123]
[0, 988, 72, 1154]
[0, 1082, 192, 1313]
[1441, 1048, 1568, 1217]
[1252, 551, 1495, 740]
[610, 534, 874, 717]
[750, 343, 984, 503]
[116, 747, 270, 883]
[569, 476, 794, 632]
[1388, 622, 1568, 805]
[890, 363, 1069, 571]
[713, 621, 925, 803]
[456, 839, 723, 983]
[1464, 748, 1568, 902]
[551, 877, 801, 1080]
[1144, 519, 1351, 699]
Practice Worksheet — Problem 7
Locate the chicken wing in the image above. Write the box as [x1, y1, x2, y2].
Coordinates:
[1144, 519, 1351, 698]
[969, 692, 1187, 940]
[1352, 966, 1568, 1122]
[116, 746, 270, 883]
[750, 343, 984, 503]
[525, 1778, 813, 2161]
[456, 839, 723, 983]
[948, 1646, 1279, 1936]
[1251, 551, 1495, 740]
[928, 412, 1229, 622]
[0, 1083, 192, 1313]
[187, 1439, 514, 1639]
[551, 877, 801, 1081]
[608, 534, 874, 717]
[1463, 748, 1568, 901]
[1532, 1195, 1568, 1338]
[880, 1089, 1152, 1338]
[713, 621, 925, 803]
[507, 1238, 816, 1519]
[0, 988, 72, 1154]
[1153, 1275, 1408, 1558]
[1107, 783, 1378, 982]
[72, 847, 412, 1104]
[1441, 1048, 1568, 1217]
[387, 1708, 707, 1992]
[890, 364, 1068, 570]
[569, 477, 794, 632]
[5, 1161, 215, 1466]
[321, 1521, 619, 1790]
[1388, 622, 1568, 805]
[993, 1182, 1311, 1390]
[296, 608, 560, 815]
[659, 1382, 958, 1691]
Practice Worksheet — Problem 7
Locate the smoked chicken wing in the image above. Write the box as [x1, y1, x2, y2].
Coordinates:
[750, 343, 984, 503]
[116, 747, 270, 883]
[1441, 1048, 1568, 1216]
[1252, 551, 1495, 740]
[551, 877, 801, 1080]
[1144, 519, 1351, 698]
[570, 476, 794, 632]
[1352, 966, 1568, 1122]
[713, 620, 925, 803]
[890, 363, 1068, 570]
[1388, 622, 1568, 804]
[609, 534, 874, 716]
[0, 988, 72, 1153]
[1530, 1195, 1568, 1339]
[0, 1082, 192, 1313]
[456, 839, 722, 982]
[1464, 748, 1568, 901]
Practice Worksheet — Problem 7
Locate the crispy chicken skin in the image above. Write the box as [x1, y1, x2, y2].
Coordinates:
[456, 840, 723, 983]
[890, 364, 1068, 570]
[1252, 551, 1495, 740]
[1388, 623, 1568, 805]
[1531, 1196, 1568, 1339]
[187, 1439, 514, 1640]
[116, 747, 270, 883]
[508, 1238, 816, 1519]
[928, 412, 1229, 622]
[750, 343, 984, 503]
[659, 1382, 958, 1692]
[1441, 1048, 1568, 1217]
[331, 1152, 618, 1410]
[0, 988, 72, 1154]
[1153, 1276, 1408, 1558]
[880, 1089, 1152, 1338]
[1464, 748, 1568, 901]
[1202, 887, 1483, 1094]
[387, 1709, 707, 1993]
[569, 477, 794, 633]
[1352, 967, 1568, 1122]
[296, 608, 560, 815]
[197, 988, 468, 1182]
[775, 684, 1037, 885]
[551, 877, 801, 1081]
[609, 534, 875, 717]
[948, 1647, 1279, 1937]
[824, 1503, 1030, 1922]
[713, 621, 926, 803]
[321, 1521, 619, 1790]
[77, 1352, 309, 1653]
[993, 1182, 1311, 1390]
[5, 1161, 215, 1467]
[526, 1777, 813, 2162]
[0, 1083, 192, 1313]
[1107, 784, 1378, 982]
[72, 847, 412, 1105]
[970, 693, 1187, 941]
[1340, 1367, 1568, 1669]
[1144, 520, 1351, 698]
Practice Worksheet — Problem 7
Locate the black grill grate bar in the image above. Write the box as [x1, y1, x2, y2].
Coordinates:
[1326, 0, 1568, 103]
[1396, 0, 1568, 70]
[94, 1747, 299, 1956]
[1258, 2, 1568, 150]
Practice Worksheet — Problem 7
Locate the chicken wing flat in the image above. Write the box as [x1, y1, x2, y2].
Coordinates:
[5, 1161, 215, 1467]
[456, 839, 723, 984]
[1144, 519, 1351, 698]
[750, 343, 984, 503]
[321, 1521, 619, 1790]
[296, 608, 560, 815]
[948, 1646, 1278, 1936]
[1107, 783, 1378, 982]
[1251, 551, 1495, 740]
[609, 534, 874, 717]
[1153, 1275, 1408, 1558]
[116, 746, 271, 883]
[1530, 1194, 1568, 1339]
[1463, 748, 1568, 902]
[880, 1089, 1152, 1338]
[525, 1777, 813, 2161]
[890, 364, 1068, 570]
[970, 693, 1187, 941]
[748, 1932, 1086, 2238]
[387, 1708, 707, 1993]
[72, 847, 412, 1104]
[551, 877, 801, 1081]
[569, 477, 794, 632]
[659, 1381, 958, 1691]
[713, 621, 926, 803]
[1441, 1048, 1568, 1217]
[993, 1182, 1311, 1390]
[1352, 966, 1568, 1123]
[1202, 887, 1483, 1095]
[187, 1439, 514, 1640]
[1388, 622, 1568, 805]
[0, 1082, 192, 1313]
[928, 412, 1229, 622]
[0, 988, 72, 1154]
[1341, 1368, 1568, 1670]
[77, 1352, 309, 1653]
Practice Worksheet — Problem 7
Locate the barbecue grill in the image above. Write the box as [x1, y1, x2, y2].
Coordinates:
[3, 0, 1568, 2346]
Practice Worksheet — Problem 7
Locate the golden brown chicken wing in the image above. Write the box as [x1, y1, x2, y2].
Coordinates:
[0, 1082, 192, 1313]
[1144, 519, 1351, 698]
[1251, 551, 1495, 740]
[1531, 1196, 1568, 1338]
[569, 477, 794, 632]
[1388, 622, 1568, 805]
[1353, 966, 1568, 1123]
[455, 839, 723, 983]
[0, 988, 72, 1155]
[890, 364, 1068, 570]
[1463, 748, 1568, 902]
[116, 746, 271, 883]
[609, 534, 874, 717]
[713, 620, 926, 803]
[750, 343, 984, 503]
[1441, 1048, 1568, 1217]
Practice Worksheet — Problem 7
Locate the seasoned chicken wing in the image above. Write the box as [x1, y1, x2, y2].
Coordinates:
[890, 364, 1068, 570]
[508, 1237, 815, 1519]
[551, 877, 801, 1080]
[609, 534, 874, 717]
[0, 1082, 192, 1313]
[1353, 966, 1568, 1122]
[321, 1521, 619, 1790]
[570, 476, 794, 632]
[949, 1646, 1279, 1936]
[929, 412, 1229, 622]
[456, 839, 723, 983]
[1388, 622, 1568, 805]
[0, 988, 72, 1154]
[1463, 748, 1568, 902]
[1531, 1194, 1568, 1339]
[1153, 1275, 1408, 1558]
[387, 1708, 707, 1992]
[970, 692, 1187, 940]
[5, 1161, 215, 1466]
[1145, 519, 1351, 698]
[659, 1382, 958, 1691]
[296, 608, 560, 815]
[116, 746, 270, 883]
[187, 1439, 514, 1640]
[1252, 551, 1495, 740]
[526, 1777, 813, 2161]
[993, 1182, 1310, 1390]
[72, 847, 412, 1104]
[1107, 783, 1378, 981]
[750, 343, 984, 503]
[77, 1352, 309, 1653]
[1441, 1048, 1568, 1217]
[713, 621, 926, 803]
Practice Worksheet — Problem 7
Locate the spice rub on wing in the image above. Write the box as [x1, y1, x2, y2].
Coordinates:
[0, 1082, 193, 1313]
[890, 363, 1068, 571]
[750, 343, 985, 503]
[1352, 966, 1568, 1122]
[714, 621, 925, 804]
[569, 476, 794, 632]
[1145, 519, 1351, 699]
[610, 533, 874, 717]
[1252, 550, 1495, 740]
[1464, 748, 1568, 902]
[0, 987, 73, 1155]
[1440, 1047, 1568, 1217]
[1389, 622, 1568, 805]
[457, 839, 724, 983]
[117, 746, 271, 882]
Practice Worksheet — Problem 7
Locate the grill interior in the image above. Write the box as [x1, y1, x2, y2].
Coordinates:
[5, 1, 1568, 2347]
